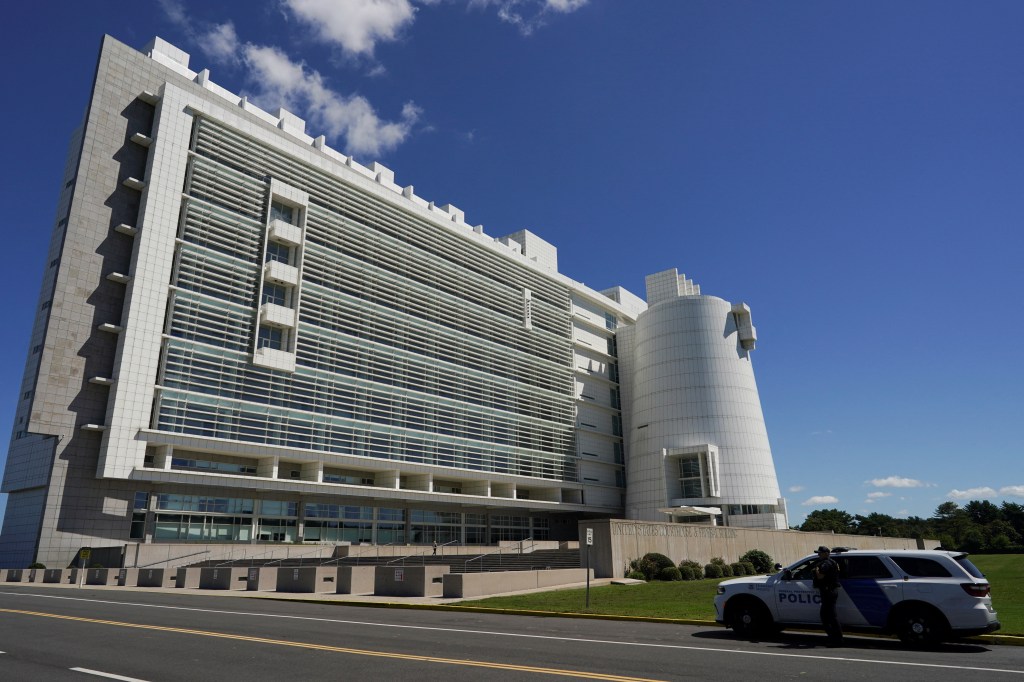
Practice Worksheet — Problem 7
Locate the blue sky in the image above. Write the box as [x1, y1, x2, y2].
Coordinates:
[1, 1, 1022, 529]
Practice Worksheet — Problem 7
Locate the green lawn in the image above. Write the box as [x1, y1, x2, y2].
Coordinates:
[973, 554, 1022, 635]
[457, 554, 1022, 635]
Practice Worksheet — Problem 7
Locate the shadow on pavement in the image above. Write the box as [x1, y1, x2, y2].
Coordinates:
[690, 629, 991, 654]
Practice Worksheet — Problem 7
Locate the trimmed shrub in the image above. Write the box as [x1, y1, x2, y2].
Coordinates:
[639, 552, 676, 580]
[28, 562, 46, 569]
[660, 566, 683, 581]
[719, 563, 733, 577]
[678, 559, 703, 577]
[678, 565, 697, 581]
[739, 549, 774, 574]
[626, 570, 647, 581]
[740, 561, 756, 576]
[730, 562, 746, 576]
[704, 563, 724, 579]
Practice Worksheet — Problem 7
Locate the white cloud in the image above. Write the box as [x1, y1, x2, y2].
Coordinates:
[866, 492, 891, 499]
[545, 0, 589, 12]
[869, 476, 926, 488]
[242, 44, 421, 156]
[285, 0, 416, 55]
[802, 495, 839, 506]
[470, 0, 589, 35]
[947, 487, 998, 500]
[158, 0, 190, 27]
[788, 485, 805, 493]
[1000, 485, 1024, 498]
[199, 22, 241, 63]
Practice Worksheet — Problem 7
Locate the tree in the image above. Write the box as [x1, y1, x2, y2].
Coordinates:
[964, 500, 1001, 525]
[933, 501, 961, 520]
[854, 513, 898, 537]
[800, 509, 856, 534]
[999, 502, 1024, 539]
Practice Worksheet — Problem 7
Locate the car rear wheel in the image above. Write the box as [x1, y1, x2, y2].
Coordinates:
[726, 597, 774, 639]
[895, 605, 949, 647]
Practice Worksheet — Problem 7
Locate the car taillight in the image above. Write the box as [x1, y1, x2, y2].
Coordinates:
[961, 582, 990, 598]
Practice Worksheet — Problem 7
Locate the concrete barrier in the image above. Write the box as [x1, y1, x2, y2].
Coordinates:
[442, 568, 592, 598]
[374, 565, 448, 597]
[117, 568, 141, 586]
[246, 567, 278, 591]
[4, 569, 28, 582]
[86, 568, 119, 586]
[136, 568, 177, 588]
[175, 567, 201, 589]
[276, 566, 337, 593]
[199, 567, 250, 590]
[337, 566, 375, 595]
[43, 569, 69, 583]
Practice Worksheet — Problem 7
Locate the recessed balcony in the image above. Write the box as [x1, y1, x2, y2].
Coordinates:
[260, 302, 295, 329]
[263, 260, 299, 286]
[269, 218, 302, 246]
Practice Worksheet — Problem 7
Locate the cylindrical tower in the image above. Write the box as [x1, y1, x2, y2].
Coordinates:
[624, 290, 786, 529]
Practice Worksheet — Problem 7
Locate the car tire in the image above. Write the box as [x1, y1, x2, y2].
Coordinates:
[726, 597, 774, 639]
[895, 605, 949, 647]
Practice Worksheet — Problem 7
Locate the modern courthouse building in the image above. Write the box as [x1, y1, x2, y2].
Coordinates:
[0, 36, 788, 568]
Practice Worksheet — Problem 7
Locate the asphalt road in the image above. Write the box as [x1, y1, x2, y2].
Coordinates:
[0, 586, 1021, 681]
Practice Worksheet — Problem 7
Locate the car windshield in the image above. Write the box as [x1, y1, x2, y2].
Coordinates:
[955, 555, 986, 579]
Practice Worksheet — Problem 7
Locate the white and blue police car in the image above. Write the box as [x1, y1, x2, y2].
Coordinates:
[714, 548, 1000, 645]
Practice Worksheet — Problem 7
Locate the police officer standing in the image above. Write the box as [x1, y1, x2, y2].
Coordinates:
[813, 545, 843, 646]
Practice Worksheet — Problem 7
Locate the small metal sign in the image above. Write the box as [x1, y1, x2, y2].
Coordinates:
[586, 528, 593, 546]
[395, 569, 405, 582]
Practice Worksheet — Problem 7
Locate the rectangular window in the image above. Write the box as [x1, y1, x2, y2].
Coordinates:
[129, 513, 146, 540]
[260, 500, 298, 517]
[257, 325, 284, 350]
[679, 455, 703, 498]
[133, 492, 150, 510]
[270, 201, 295, 225]
[261, 283, 289, 307]
[265, 241, 292, 265]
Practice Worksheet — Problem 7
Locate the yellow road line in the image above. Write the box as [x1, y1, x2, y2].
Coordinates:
[0, 608, 663, 681]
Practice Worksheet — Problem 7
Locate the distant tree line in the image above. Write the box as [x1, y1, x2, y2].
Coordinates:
[797, 500, 1024, 552]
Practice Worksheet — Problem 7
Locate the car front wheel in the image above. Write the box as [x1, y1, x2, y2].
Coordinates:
[726, 597, 774, 639]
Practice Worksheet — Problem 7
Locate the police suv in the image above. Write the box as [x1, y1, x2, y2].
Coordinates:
[714, 548, 1000, 645]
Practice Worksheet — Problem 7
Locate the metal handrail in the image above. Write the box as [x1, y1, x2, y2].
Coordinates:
[322, 542, 396, 566]
[464, 545, 506, 572]
[136, 549, 209, 569]
[384, 540, 459, 566]
[264, 546, 332, 567]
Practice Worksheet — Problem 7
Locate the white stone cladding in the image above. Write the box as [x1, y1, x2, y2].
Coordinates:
[623, 291, 787, 529]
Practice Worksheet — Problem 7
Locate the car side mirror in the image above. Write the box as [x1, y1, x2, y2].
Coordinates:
[781, 569, 793, 580]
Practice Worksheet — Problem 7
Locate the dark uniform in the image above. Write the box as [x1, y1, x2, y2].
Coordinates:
[813, 546, 843, 645]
